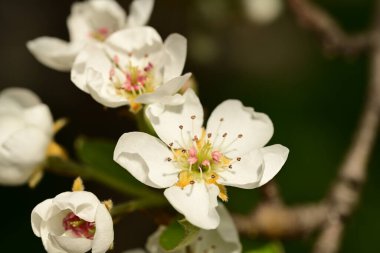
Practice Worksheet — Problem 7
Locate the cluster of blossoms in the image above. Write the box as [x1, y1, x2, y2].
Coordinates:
[0, 0, 289, 252]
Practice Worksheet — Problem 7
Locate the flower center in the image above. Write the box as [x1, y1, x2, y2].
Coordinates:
[170, 129, 233, 201]
[109, 55, 156, 112]
[90, 27, 110, 42]
[63, 212, 96, 239]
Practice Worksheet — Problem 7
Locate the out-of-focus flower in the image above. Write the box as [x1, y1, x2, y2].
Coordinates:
[71, 26, 189, 113]
[0, 88, 54, 186]
[27, 0, 155, 71]
[124, 205, 241, 253]
[114, 89, 289, 229]
[243, 0, 283, 25]
[31, 191, 114, 253]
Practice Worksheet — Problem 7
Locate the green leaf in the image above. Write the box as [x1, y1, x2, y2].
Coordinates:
[70, 136, 164, 200]
[243, 240, 284, 253]
[159, 219, 200, 252]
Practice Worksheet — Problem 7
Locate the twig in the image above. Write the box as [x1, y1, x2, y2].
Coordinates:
[234, 202, 328, 238]
[311, 3, 380, 252]
[286, 0, 373, 56]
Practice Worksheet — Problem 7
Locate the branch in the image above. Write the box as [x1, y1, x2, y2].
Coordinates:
[286, 0, 373, 56]
[234, 202, 327, 238]
[311, 3, 380, 253]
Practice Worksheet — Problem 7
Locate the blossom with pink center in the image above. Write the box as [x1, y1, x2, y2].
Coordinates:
[114, 89, 289, 229]
[71, 26, 190, 112]
[27, 0, 155, 71]
[31, 191, 113, 253]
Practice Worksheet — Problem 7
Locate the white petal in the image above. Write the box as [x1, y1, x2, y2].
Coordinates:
[71, 45, 111, 93]
[68, 0, 126, 42]
[146, 89, 203, 148]
[127, 0, 155, 27]
[164, 183, 220, 230]
[214, 205, 241, 252]
[2, 127, 50, 165]
[0, 114, 23, 144]
[257, 144, 289, 187]
[92, 204, 114, 253]
[86, 68, 129, 108]
[114, 132, 178, 188]
[206, 100, 274, 157]
[0, 87, 41, 110]
[135, 73, 191, 104]
[27, 37, 78, 71]
[53, 191, 100, 221]
[163, 34, 187, 82]
[105, 26, 162, 57]
[51, 235, 92, 253]
[31, 198, 54, 237]
[217, 149, 263, 189]
[0, 160, 35, 186]
[24, 104, 53, 134]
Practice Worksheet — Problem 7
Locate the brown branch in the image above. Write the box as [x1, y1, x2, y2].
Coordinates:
[286, 0, 373, 56]
[311, 3, 380, 253]
[234, 202, 328, 238]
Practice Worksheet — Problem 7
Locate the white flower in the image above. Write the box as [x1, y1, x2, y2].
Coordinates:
[114, 89, 289, 229]
[27, 0, 155, 71]
[31, 191, 114, 253]
[124, 205, 241, 253]
[0, 88, 53, 186]
[242, 0, 283, 25]
[71, 26, 189, 112]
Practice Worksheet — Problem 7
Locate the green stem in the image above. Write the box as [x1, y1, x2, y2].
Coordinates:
[136, 108, 157, 136]
[46, 157, 165, 201]
[111, 197, 168, 217]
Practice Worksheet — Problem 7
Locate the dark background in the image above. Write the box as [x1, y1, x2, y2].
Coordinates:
[0, 0, 379, 252]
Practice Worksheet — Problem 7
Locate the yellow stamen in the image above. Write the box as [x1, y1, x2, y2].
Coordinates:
[103, 199, 113, 211]
[28, 165, 44, 189]
[72, 177, 85, 192]
[176, 171, 194, 189]
[217, 184, 228, 202]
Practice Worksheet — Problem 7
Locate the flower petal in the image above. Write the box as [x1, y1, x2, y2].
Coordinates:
[114, 132, 178, 188]
[68, 0, 126, 42]
[163, 34, 187, 83]
[24, 104, 53, 134]
[257, 144, 288, 187]
[31, 198, 54, 237]
[27, 37, 78, 71]
[0, 159, 35, 186]
[92, 204, 114, 253]
[217, 149, 263, 189]
[2, 127, 50, 165]
[135, 73, 191, 105]
[127, 0, 155, 27]
[53, 191, 100, 221]
[0, 87, 41, 110]
[206, 100, 274, 157]
[51, 235, 92, 253]
[215, 205, 241, 252]
[164, 183, 220, 230]
[105, 26, 162, 57]
[71, 45, 111, 93]
[146, 89, 203, 148]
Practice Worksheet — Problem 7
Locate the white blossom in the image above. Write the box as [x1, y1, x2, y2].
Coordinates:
[114, 89, 289, 229]
[71, 26, 189, 112]
[0, 88, 53, 185]
[124, 205, 241, 253]
[31, 191, 114, 253]
[27, 0, 155, 71]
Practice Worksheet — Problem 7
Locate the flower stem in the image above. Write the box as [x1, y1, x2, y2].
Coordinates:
[45, 156, 166, 201]
[111, 198, 168, 218]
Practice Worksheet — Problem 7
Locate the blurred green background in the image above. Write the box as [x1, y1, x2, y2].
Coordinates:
[0, 0, 379, 252]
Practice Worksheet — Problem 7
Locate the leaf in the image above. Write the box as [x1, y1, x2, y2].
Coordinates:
[159, 219, 200, 252]
[73, 136, 162, 199]
[243, 240, 284, 253]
